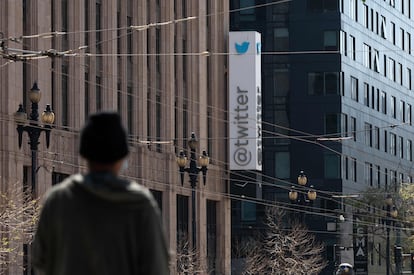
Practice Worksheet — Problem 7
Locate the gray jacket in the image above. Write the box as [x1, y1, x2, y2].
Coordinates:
[32, 173, 170, 275]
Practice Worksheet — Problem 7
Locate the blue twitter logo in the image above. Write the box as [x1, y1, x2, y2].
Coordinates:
[235, 41, 250, 54]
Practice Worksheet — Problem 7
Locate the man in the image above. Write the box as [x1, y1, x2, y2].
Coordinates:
[32, 112, 169, 275]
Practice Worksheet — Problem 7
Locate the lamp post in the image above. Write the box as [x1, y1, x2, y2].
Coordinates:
[176, 132, 209, 249]
[384, 194, 398, 275]
[288, 171, 317, 220]
[15, 82, 55, 197]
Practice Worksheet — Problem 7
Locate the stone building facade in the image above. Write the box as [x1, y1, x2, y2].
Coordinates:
[0, 1, 230, 274]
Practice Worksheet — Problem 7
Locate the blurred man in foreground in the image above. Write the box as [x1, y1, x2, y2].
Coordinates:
[32, 112, 169, 275]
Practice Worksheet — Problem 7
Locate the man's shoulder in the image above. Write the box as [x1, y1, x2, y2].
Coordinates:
[45, 174, 156, 207]
[123, 181, 159, 207]
[43, 174, 80, 199]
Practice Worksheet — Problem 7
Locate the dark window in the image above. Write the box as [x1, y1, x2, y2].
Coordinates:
[390, 133, 397, 155]
[117, 82, 122, 113]
[381, 91, 387, 114]
[23, 166, 30, 194]
[374, 127, 380, 150]
[400, 100, 406, 122]
[340, 31, 347, 56]
[241, 201, 256, 221]
[156, 28, 161, 72]
[376, 89, 380, 111]
[308, 0, 338, 11]
[127, 16, 133, 62]
[52, 172, 69, 185]
[62, 0, 68, 32]
[156, 92, 162, 152]
[274, 28, 289, 51]
[407, 139, 413, 161]
[351, 157, 357, 182]
[351, 76, 358, 101]
[127, 86, 133, 134]
[344, 157, 349, 180]
[363, 4, 368, 28]
[399, 136, 404, 159]
[207, 200, 217, 274]
[308, 0, 323, 11]
[96, 2, 102, 53]
[324, 0, 338, 11]
[325, 72, 339, 94]
[96, 76, 102, 111]
[308, 72, 324, 95]
[325, 153, 340, 178]
[239, 0, 256, 21]
[391, 22, 396, 45]
[351, 116, 356, 141]
[376, 165, 381, 188]
[384, 168, 388, 190]
[62, 64, 69, 127]
[85, 1, 89, 45]
[365, 162, 373, 186]
[381, 16, 387, 39]
[364, 123, 373, 147]
[324, 30, 338, 50]
[391, 96, 396, 118]
[85, 72, 90, 119]
[371, 86, 375, 109]
[151, 189, 163, 211]
[325, 114, 340, 135]
[350, 35, 356, 60]
[308, 72, 339, 95]
[177, 195, 189, 243]
[364, 83, 369, 107]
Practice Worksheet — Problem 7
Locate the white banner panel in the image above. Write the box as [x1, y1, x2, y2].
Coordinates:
[229, 31, 262, 171]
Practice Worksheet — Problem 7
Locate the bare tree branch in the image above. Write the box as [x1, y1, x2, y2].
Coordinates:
[0, 181, 40, 274]
[243, 207, 327, 275]
[175, 235, 209, 275]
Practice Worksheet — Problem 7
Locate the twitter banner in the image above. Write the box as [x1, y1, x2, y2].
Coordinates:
[229, 31, 262, 171]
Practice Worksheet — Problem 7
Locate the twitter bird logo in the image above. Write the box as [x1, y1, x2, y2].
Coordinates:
[235, 41, 250, 54]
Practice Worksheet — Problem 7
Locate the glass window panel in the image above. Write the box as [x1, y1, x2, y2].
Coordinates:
[351, 76, 358, 101]
[324, 31, 338, 50]
[308, 72, 324, 95]
[325, 154, 341, 178]
[324, 0, 338, 11]
[364, 83, 369, 107]
[325, 72, 339, 94]
[308, 0, 323, 11]
[275, 152, 290, 179]
[274, 28, 289, 51]
[326, 114, 340, 134]
[241, 201, 256, 221]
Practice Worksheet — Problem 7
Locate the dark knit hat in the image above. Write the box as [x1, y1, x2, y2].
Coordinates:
[79, 112, 129, 163]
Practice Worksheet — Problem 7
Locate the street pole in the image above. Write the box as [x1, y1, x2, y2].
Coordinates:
[176, 132, 209, 251]
[189, 145, 198, 249]
[16, 84, 55, 196]
[15, 83, 55, 275]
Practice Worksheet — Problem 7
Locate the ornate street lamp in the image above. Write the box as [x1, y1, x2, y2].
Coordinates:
[15, 82, 55, 196]
[176, 132, 209, 249]
[289, 171, 317, 219]
[289, 171, 317, 204]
